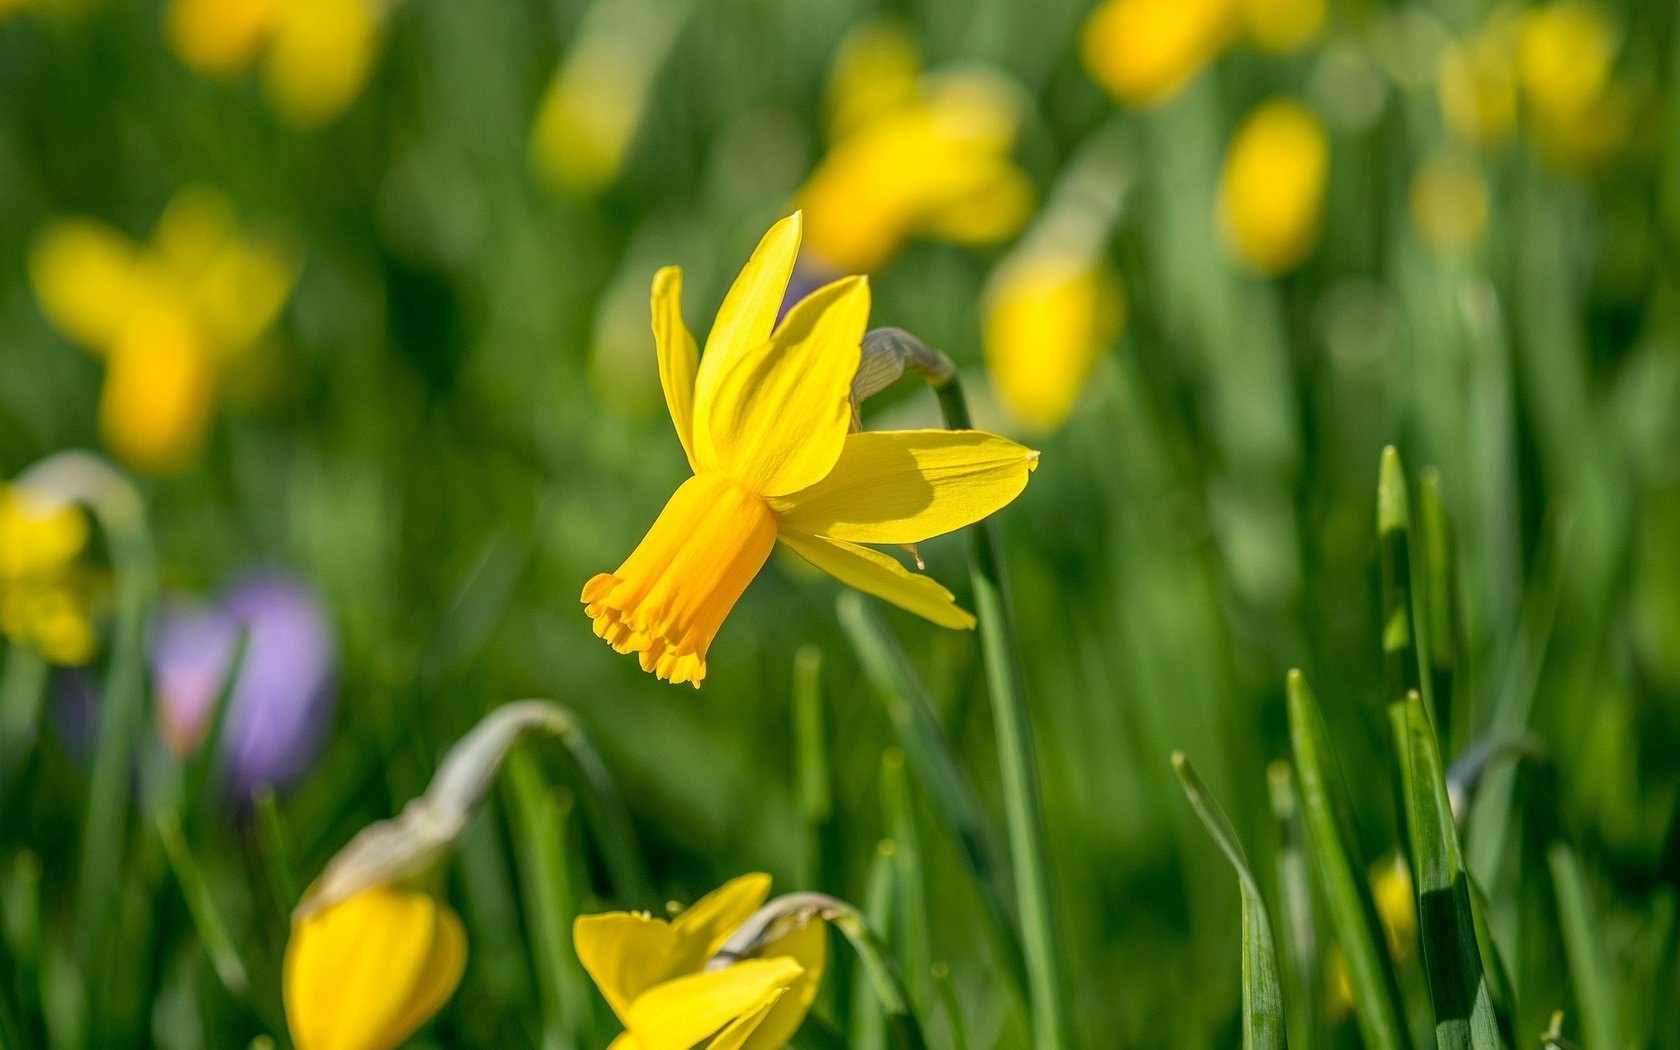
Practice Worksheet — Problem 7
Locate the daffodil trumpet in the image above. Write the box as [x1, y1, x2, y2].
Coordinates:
[583, 213, 1039, 686]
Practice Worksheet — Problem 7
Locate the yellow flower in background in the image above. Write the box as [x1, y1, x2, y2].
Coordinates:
[530, 0, 685, 195]
[1409, 152, 1489, 252]
[1329, 854, 1417, 1016]
[584, 214, 1038, 685]
[1081, 0, 1234, 107]
[0, 485, 98, 664]
[983, 249, 1125, 432]
[29, 188, 297, 474]
[284, 885, 466, 1050]
[1438, 18, 1519, 147]
[1237, 0, 1326, 53]
[1218, 98, 1329, 276]
[1515, 1, 1634, 172]
[794, 21, 1033, 274]
[165, 0, 381, 128]
[576, 873, 826, 1050]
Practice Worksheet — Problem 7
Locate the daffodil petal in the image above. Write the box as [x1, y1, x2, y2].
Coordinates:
[651, 266, 700, 469]
[694, 213, 802, 407]
[574, 912, 687, 1026]
[741, 919, 828, 1050]
[770, 429, 1038, 544]
[670, 872, 772, 959]
[29, 218, 140, 354]
[697, 275, 868, 496]
[778, 530, 976, 629]
[624, 959, 802, 1050]
[385, 899, 468, 1043]
[708, 999, 781, 1050]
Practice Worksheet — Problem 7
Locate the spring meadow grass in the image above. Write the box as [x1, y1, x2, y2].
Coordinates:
[2, 0, 1679, 1047]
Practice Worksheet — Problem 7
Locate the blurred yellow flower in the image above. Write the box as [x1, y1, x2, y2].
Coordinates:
[29, 188, 297, 474]
[529, 0, 684, 196]
[1438, 19, 1519, 147]
[0, 485, 98, 665]
[576, 873, 826, 1050]
[1237, 0, 1325, 53]
[1515, 2, 1634, 172]
[584, 214, 1038, 685]
[983, 249, 1125, 432]
[795, 21, 1032, 273]
[1081, 0, 1234, 107]
[1409, 152, 1489, 252]
[1218, 98, 1329, 276]
[284, 885, 466, 1050]
[165, 0, 381, 128]
[1329, 854, 1417, 1016]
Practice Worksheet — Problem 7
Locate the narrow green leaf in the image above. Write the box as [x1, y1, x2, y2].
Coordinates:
[837, 595, 1028, 1016]
[154, 810, 248, 998]
[931, 963, 971, 1050]
[1416, 468, 1459, 746]
[1547, 842, 1622, 1050]
[851, 841, 899, 1050]
[252, 786, 299, 911]
[1286, 670, 1406, 1050]
[1268, 761, 1323, 1050]
[793, 644, 833, 890]
[1378, 446, 1430, 720]
[1172, 752, 1285, 1050]
[506, 748, 590, 1047]
[882, 749, 930, 1011]
[1394, 694, 1506, 1050]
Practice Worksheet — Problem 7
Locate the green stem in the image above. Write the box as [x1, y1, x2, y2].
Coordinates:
[929, 372, 1067, 1050]
[0, 644, 48, 802]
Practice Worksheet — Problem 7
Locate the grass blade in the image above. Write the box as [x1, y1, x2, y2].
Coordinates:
[881, 749, 931, 1012]
[1172, 752, 1285, 1050]
[1394, 693, 1506, 1050]
[154, 810, 248, 998]
[1417, 468, 1460, 747]
[1379, 447, 1429, 719]
[1546, 842, 1621, 1050]
[1286, 669, 1407, 1050]
[793, 644, 835, 890]
[506, 747, 590, 1047]
[1268, 761, 1323, 1050]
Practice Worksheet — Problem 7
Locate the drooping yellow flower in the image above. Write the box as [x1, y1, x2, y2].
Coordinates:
[29, 188, 297, 474]
[165, 0, 381, 128]
[529, 0, 684, 195]
[1081, 0, 1235, 107]
[1515, 1, 1634, 172]
[1217, 98, 1329, 276]
[794, 22, 1033, 274]
[1409, 151, 1489, 252]
[584, 214, 1038, 686]
[983, 248, 1125, 432]
[1437, 17, 1520, 147]
[576, 873, 827, 1050]
[284, 885, 466, 1050]
[1236, 0, 1325, 53]
[0, 485, 98, 664]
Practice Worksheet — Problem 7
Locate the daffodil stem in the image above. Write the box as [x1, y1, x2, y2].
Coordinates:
[928, 372, 1068, 1050]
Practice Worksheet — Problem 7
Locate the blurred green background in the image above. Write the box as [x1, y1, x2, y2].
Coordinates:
[2, 0, 1679, 1046]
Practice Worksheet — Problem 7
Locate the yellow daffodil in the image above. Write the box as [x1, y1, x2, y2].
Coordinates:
[0, 485, 98, 664]
[29, 188, 297, 474]
[165, 0, 382, 128]
[1217, 98, 1329, 276]
[284, 885, 466, 1050]
[1438, 16, 1520, 147]
[583, 214, 1039, 686]
[795, 21, 1032, 274]
[1081, 0, 1234, 107]
[1515, 1, 1634, 172]
[1409, 151, 1489, 252]
[576, 873, 826, 1050]
[1236, 0, 1325, 54]
[529, 0, 683, 195]
[983, 249, 1125, 432]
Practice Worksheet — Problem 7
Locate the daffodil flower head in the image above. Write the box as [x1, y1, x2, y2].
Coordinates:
[0, 484, 99, 664]
[795, 21, 1033, 273]
[1217, 98, 1330, 276]
[165, 0, 382, 128]
[284, 884, 466, 1050]
[983, 248, 1126, 432]
[1438, 13, 1521, 148]
[1081, 0, 1235, 107]
[29, 188, 298, 473]
[583, 213, 1039, 686]
[576, 873, 827, 1050]
[1515, 1, 1637, 172]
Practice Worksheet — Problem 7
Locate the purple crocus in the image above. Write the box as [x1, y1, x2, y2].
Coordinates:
[151, 571, 337, 799]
